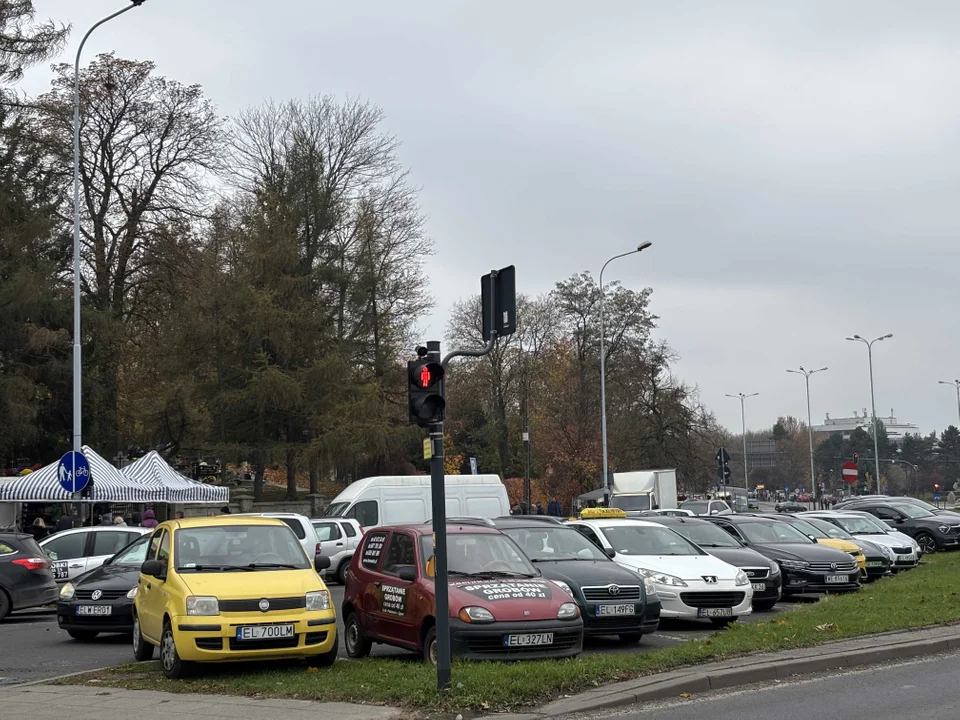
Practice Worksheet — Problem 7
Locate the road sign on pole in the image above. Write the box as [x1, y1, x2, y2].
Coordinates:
[841, 461, 858, 484]
[58, 451, 91, 494]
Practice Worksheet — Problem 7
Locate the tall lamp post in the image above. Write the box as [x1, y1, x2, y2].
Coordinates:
[938, 380, 960, 426]
[725, 392, 758, 487]
[846, 333, 892, 494]
[786, 366, 827, 502]
[72, 1, 148, 455]
[599, 242, 653, 496]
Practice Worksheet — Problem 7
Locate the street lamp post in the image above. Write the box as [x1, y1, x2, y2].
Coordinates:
[725, 392, 758, 488]
[786, 366, 827, 502]
[938, 380, 960, 426]
[890, 459, 920, 497]
[846, 333, 892, 495]
[599, 242, 652, 496]
[72, 1, 148, 456]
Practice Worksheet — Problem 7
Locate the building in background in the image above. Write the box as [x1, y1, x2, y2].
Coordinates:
[811, 409, 919, 444]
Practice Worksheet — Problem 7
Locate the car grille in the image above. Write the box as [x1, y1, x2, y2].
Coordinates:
[806, 561, 858, 573]
[228, 635, 299, 651]
[586, 616, 644, 630]
[219, 596, 305, 612]
[743, 568, 768, 579]
[68, 611, 132, 624]
[75, 589, 128, 600]
[581, 585, 641, 601]
[892, 547, 912, 554]
[463, 629, 581, 655]
[679, 592, 745, 608]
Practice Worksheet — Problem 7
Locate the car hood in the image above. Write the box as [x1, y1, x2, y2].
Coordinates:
[700, 546, 773, 569]
[853, 538, 885, 556]
[815, 538, 861, 554]
[746, 542, 851, 562]
[531, 559, 643, 588]
[74, 562, 140, 590]
[447, 577, 574, 620]
[177, 568, 326, 597]
[613, 553, 740, 581]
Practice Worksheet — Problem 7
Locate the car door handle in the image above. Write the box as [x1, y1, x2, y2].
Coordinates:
[335, 542, 344, 547]
[69, 563, 84, 568]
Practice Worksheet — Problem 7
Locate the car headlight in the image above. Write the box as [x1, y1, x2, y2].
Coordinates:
[59, 582, 75, 600]
[642, 576, 658, 597]
[185, 595, 220, 616]
[735, 570, 750, 586]
[939, 525, 951, 534]
[777, 559, 810, 571]
[557, 602, 580, 620]
[552, 580, 574, 597]
[639, 569, 688, 587]
[306, 590, 331, 611]
[881, 546, 895, 561]
[458, 606, 495, 623]
[126, 586, 138, 599]
[768, 562, 781, 576]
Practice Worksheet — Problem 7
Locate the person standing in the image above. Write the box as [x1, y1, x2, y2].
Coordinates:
[141, 509, 158, 528]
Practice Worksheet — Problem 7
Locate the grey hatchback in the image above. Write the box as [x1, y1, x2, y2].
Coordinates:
[0, 532, 59, 621]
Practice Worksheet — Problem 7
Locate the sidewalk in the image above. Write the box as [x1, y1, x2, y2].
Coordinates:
[0, 683, 401, 720]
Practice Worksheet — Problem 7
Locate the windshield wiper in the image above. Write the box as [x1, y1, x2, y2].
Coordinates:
[465, 570, 537, 579]
[245, 562, 299, 569]
[178, 564, 254, 572]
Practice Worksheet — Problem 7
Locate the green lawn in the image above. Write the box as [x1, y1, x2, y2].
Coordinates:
[59, 554, 960, 713]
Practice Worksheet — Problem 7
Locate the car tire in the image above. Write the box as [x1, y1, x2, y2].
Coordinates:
[423, 626, 438, 665]
[67, 630, 99, 641]
[618, 633, 643, 643]
[132, 613, 154, 661]
[336, 560, 349, 585]
[915, 532, 937, 555]
[308, 638, 338, 668]
[0, 589, 10, 622]
[753, 600, 777, 611]
[344, 612, 371, 658]
[711, 617, 737, 627]
[160, 621, 192, 679]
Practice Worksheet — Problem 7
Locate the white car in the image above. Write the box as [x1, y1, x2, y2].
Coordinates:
[40, 526, 152, 583]
[235, 512, 322, 566]
[801, 511, 920, 570]
[311, 517, 363, 584]
[568, 517, 752, 625]
[678, 500, 734, 516]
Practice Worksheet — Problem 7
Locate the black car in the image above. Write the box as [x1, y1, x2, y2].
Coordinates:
[704, 515, 861, 595]
[837, 501, 960, 554]
[56, 532, 151, 640]
[645, 516, 782, 611]
[775, 501, 805, 513]
[835, 496, 960, 521]
[0, 533, 58, 621]
[491, 517, 661, 642]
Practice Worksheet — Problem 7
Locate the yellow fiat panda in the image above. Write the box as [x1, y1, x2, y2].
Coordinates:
[132, 516, 335, 678]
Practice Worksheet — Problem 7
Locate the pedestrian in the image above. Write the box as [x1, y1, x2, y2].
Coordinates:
[220, 506, 231, 515]
[141, 508, 158, 528]
[174, 511, 184, 520]
[948, 491, 956, 508]
[55, 513, 76, 532]
[29, 517, 49, 541]
[535, 502, 544, 515]
[207, 510, 216, 517]
[131, 510, 142, 526]
[99, 513, 113, 526]
[113, 515, 127, 526]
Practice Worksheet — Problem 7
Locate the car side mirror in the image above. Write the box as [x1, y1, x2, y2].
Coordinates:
[603, 547, 616, 558]
[397, 566, 417, 582]
[141, 559, 164, 578]
[314, 554, 331, 572]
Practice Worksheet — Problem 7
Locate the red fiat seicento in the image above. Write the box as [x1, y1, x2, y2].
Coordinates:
[342, 521, 584, 663]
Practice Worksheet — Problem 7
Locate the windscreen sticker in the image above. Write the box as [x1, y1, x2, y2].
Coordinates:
[456, 580, 552, 601]
[362, 532, 388, 568]
[380, 584, 407, 616]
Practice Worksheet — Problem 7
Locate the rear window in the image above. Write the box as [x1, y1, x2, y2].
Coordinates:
[278, 518, 306, 539]
[342, 522, 357, 538]
[0, 541, 15, 554]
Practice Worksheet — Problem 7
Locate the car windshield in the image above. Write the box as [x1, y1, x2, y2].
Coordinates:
[668, 522, 741, 548]
[805, 518, 853, 540]
[738, 520, 813, 545]
[838, 515, 889, 534]
[610, 495, 650, 511]
[781, 518, 823, 538]
[678, 501, 708, 514]
[502, 527, 608, 561]
[175, 524, 310, 572]
[420, 532, 537, 578]
[891, 503, 935, 519]
[600, 525, 704, 556]
[108, 535, 152, 565]
[323, 502, 349, 518]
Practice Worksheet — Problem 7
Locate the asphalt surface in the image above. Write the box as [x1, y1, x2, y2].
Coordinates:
[572, 650, 960, 719]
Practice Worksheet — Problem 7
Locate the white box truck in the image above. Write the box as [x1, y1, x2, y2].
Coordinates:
[608, 469, 677, 515]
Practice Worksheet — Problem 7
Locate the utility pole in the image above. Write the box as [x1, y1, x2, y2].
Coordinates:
[726, 392, 758, 487]
[938, 380, 960, 426]
[847, 334, 892, 494]
[786, 366, 827, 500]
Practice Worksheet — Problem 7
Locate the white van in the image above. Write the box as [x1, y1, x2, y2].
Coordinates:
[322, 474, 509, 528]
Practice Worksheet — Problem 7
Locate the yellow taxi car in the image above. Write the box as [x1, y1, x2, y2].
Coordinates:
[132, 516, 336, 678]
[765, 514, 866, 573]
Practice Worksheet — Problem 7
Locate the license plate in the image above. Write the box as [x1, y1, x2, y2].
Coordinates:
[825, 574, 848, 584]
[751, 583, 766, 592]
[696, 607, 733, 618]
[236, 624, 295, 641]
[76, 605, 111, 616]
[52, 561, 68, 580]
[503, 633, 553, 647]
[866, 561, 883, 568]
[595, 604, 634, 616]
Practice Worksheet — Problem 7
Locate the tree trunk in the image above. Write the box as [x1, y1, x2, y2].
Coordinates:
[285, 447, 298, 501]
[253, 449, 265, 503]
[309, 456, 319, 495]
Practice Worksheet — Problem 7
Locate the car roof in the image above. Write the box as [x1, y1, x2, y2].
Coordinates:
[235, 512, 309, 520]
[169, 516, 287, 529]
[0, 532, 33, 541]
[706, 515, 773, 524]
[41, 526, 151, 538]
[641, 516, 711, 527]
[572, 518, 665, 528]
[491, 517, 566, 528]
[375, 523, 502, 537]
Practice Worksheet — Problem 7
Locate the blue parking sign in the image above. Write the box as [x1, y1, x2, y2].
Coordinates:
[58, 451, 91, 494]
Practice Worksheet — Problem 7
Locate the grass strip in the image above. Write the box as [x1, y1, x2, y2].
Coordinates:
[57, 553, 960, 714]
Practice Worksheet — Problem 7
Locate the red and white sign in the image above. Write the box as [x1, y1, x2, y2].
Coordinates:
[841, 461, 859, 484]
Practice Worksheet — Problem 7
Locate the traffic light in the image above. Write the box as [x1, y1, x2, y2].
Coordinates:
[716, 448, 732, 485]
[853, 453, 859, 465]
[408, 348, 445, 427]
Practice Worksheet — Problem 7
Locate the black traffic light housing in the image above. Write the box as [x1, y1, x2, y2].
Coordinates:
[408, 345, 445, 427]
[716, 447, 731, 484]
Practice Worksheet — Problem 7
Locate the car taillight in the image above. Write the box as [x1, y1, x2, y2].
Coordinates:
[13, 557, 49, 571]
[316, 543, 322, 556]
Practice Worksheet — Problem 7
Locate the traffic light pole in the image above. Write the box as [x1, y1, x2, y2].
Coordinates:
[427, 419, 450, 689]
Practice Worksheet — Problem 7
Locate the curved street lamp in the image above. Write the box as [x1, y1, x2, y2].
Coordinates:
[938, 380, 960, 425]
[725, 392, 758, 488]
[786, 367, 827, 500]
[846, 333, 893, 494]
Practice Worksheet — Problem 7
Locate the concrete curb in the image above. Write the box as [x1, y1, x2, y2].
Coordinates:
[483, 625, 960, 719]
[3, 665, 117, 688]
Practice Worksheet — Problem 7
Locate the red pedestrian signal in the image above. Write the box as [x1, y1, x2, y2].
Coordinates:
[419, 365, 432, 388]
[408, 359, 445, 426]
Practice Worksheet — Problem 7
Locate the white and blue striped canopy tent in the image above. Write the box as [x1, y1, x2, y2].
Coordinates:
[0, 446, 165, 503]
[121, 451, 229, 504]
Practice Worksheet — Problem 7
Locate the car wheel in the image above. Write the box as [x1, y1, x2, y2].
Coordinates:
[343, 612, 371, 658]
[711, 617, 737, 627]
[132, 613, 154, 661]
[423, 626, 438, 665]
[337, 560, 349, 585]
[753, 600, 777, 611]
[0, 590, 10, 622]
[67, 630, 99, 641]
[160, 621, 192, 679]
[308, 639, 338, 668]
[618, 633, 643, 643]
[915, 532, 937, 555]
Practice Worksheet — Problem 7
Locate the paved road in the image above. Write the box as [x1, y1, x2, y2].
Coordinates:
[571, 650, 960, 720]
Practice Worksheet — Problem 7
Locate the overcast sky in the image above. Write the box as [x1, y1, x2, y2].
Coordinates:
[23, 0, 960, 437]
